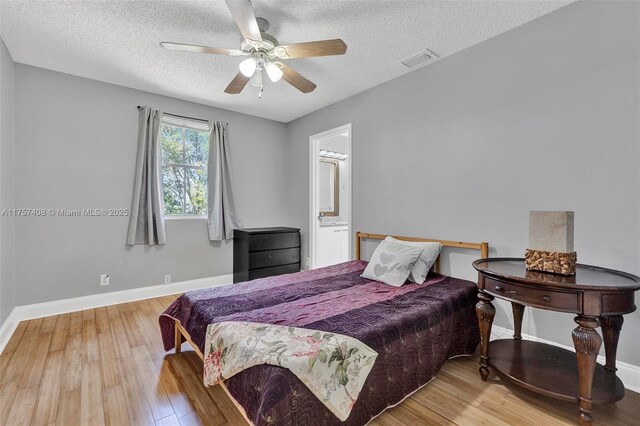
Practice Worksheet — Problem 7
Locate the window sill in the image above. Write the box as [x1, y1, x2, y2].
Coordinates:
[165, 215, 207, 221]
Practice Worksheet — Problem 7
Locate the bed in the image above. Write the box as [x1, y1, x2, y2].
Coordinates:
[159, 232, 489, 425]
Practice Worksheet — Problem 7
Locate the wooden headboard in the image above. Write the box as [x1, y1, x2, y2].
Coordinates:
[355, 231, 489, 274]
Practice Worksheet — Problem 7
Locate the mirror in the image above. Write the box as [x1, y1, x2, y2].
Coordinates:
[319, 158, 339, 217]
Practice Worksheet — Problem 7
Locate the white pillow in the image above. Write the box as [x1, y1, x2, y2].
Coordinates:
[361, 240, 424, 287]
[385, 237, 442, 284]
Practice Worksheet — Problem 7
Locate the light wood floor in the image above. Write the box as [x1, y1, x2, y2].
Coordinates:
[1, 295, 638, 426]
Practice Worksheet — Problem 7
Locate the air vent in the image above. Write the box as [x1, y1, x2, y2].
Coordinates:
[401, 49, 439, 69]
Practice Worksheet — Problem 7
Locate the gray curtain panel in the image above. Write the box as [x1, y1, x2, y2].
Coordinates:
[207, 121, 241, 241]
[126, 107, 167, 245]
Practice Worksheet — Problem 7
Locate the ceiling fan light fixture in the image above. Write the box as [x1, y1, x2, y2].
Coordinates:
[249, 68, 263, 87]
[264, 61, 283, 82]
[239, 57, 257, 77]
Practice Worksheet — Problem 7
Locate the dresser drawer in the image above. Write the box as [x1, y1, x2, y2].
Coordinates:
[249, 248, 300, 269]
[249, 232, 300, 252]
[485, 278, 581, 313]
[249, 263, 300, 280]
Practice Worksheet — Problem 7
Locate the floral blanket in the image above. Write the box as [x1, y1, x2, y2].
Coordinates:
[203, 321, 378, 421]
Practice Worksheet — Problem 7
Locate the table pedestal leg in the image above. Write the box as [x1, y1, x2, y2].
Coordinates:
[599, 315, 623, 371]
[511, 302, 525, 340]
[476, 291, 495, 381]
[572, 315, 602, 426]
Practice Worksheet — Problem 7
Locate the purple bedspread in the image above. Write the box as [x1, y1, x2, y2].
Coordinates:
[159, 261, 480, 425]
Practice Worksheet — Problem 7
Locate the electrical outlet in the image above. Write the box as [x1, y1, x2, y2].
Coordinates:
[100, 274, 110, 286]
[164, 274, 171, 285]
[305, 257, 310, 267]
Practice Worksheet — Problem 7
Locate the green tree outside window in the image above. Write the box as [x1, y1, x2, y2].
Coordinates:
[160, 123, 209, 215]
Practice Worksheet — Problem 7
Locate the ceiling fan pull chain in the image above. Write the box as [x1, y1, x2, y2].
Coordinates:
[259, 85, 264, 99]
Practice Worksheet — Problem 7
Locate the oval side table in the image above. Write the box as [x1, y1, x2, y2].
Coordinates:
[472, 258, 640, 426]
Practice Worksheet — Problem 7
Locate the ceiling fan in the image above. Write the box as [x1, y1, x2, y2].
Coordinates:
[161, 0, 347, 98]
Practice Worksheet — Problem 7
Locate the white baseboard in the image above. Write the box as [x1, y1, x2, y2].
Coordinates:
[491, 325, 640, 394]
[0, 273, 233, 354]
[0, 309, 20, 356]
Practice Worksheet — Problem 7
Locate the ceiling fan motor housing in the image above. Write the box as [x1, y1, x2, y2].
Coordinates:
[260, 32, 279, 49]
[240, 18, 278, 52]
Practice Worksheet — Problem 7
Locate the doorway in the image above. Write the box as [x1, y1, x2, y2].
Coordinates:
[309, 124, 352, 269]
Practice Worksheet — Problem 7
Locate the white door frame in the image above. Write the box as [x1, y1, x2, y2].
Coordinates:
[309, 123, 352, 270]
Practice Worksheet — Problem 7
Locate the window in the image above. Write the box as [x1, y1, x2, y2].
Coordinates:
[160, 115, 210, 217]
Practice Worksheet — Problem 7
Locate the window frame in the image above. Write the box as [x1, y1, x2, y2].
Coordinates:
[159, 118, 210, 219]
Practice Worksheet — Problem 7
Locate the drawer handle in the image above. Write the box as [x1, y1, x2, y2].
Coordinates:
[543, 296, 551, 302]
[495, 286, 503, 292]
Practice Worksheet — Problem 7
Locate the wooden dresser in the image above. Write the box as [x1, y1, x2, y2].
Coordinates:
[233, 227, 301, 283]
[473, 258, 640, 426]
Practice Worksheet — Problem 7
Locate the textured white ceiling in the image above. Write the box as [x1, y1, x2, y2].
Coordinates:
[0, 0, 574, 122]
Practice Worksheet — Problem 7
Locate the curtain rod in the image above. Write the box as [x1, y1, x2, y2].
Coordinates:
[136, 106, 227, 126]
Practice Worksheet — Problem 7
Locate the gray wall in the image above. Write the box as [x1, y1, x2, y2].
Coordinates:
[13, 65, 289, 305]
[285, 1, 640, 365]
[0, 37, 16, 324]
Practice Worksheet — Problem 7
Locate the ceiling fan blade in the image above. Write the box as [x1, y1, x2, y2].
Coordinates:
[274, 39, 347, 59]
[224, 72, 250, 94]
[160, 42, 243, 56]
[279, 63, 316, 93]
[225, 0, 262, 43]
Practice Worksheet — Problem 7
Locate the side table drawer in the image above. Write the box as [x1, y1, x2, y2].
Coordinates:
[485, 278, 580, 313]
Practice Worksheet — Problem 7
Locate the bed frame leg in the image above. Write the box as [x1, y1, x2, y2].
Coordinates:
[170, 320, 251, 425]
[174, 321, 182, 353]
